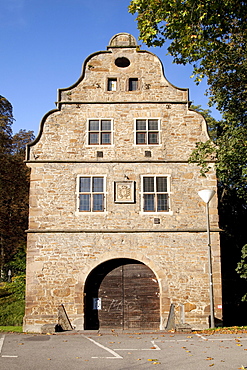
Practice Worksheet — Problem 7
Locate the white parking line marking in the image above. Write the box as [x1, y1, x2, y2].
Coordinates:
[0, 335, 5, 354]
[82, 335, 122, 359]
[114, 340, 161, 351]
[208, 338, 247, 341]
[196, 333, 207, 340]
[0, 335, 18, 358]
[196, 333, 247, 342]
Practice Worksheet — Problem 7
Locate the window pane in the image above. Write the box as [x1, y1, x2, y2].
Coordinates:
[136, 132, 146, 144]
[93, 177, 104, 192]
[79, 177, 91, 192]
[156, 177, 167, 192]
[101, 120, 111, 131]
[129, 78, 138, 91]
[148, 119, 158, 130]
[79, 194, 90, 211]
[148, 132, 159, 144]
[144, 194, 154, 211]
[101, 133, 111, 144]
[157, 194, 168, 211]
[143, 177, 154, 192]
[89, 133, 99, 144]
[108, 79, 117, 91]
[136, 120, 146, 131]
[89, 120, 99, 131]
[93, 194, 104, 211]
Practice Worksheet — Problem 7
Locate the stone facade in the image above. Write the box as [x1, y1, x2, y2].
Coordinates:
[24, 33, 222, 332]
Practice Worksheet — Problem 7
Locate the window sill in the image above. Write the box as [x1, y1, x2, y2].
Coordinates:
[75, 211, 108, 216]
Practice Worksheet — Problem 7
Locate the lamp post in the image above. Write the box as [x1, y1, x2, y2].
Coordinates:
[198, 189, 215, 328]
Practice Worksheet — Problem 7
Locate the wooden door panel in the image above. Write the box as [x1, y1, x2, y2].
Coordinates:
[98, 266, 123, 328]
[123, 264, 159, 329]
[97, 262, 160, 330]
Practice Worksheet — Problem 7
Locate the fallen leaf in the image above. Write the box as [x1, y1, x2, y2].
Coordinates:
[153, 362, 161, 365]
[137, 359, 141, 361]
[206, 357, 214, 360]
[148, 359, 159, 362]
[150, 347, 156, 349]
[209, 364, 214, 367]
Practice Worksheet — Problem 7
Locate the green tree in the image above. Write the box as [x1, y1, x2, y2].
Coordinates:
[129, 0, 247, 199]
[0, 95, 14, 277]
[129, 2, 247, 321]
[236, 244, 247, 301]
[0, 95, 34, 279]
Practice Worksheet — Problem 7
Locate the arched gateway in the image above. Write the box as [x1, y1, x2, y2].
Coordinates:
[84, 259, 160, 330]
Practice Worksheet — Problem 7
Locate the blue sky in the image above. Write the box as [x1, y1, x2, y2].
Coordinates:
[1, 0, 220, 136]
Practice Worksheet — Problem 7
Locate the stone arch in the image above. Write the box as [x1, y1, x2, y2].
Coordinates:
[84, 258, 163, 330]
[108, 33, 138, 48]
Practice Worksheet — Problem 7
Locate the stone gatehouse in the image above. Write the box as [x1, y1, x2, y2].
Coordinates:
[24, 33, 222, 332]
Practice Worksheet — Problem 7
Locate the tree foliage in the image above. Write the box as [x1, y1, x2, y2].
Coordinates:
[129, 0, 247, 199]
[236, 244, 247, 301]
[0, 95, 34, 278]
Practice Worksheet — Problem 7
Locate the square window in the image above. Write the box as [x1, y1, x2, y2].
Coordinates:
[142, 176, 170, 212]
[135, 119, 160, 145]
[88, 119, 113, 145]
[108, 79, 117, 91]
[78, 176, 105, 212]
[129, 78, 138, 91]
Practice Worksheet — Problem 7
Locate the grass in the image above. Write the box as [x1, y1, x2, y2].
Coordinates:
[0, 326, 22, 333]
[0, 282, 25, 327]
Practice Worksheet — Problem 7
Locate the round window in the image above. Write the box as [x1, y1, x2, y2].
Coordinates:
[115, 57, 130, 68]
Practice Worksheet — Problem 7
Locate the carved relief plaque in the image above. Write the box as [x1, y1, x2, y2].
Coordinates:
[114, 181, 135, 203]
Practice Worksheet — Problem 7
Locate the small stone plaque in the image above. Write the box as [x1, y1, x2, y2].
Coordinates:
[114, 181, 135, 203]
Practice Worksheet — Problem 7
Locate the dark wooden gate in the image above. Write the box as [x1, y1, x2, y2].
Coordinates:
[84, 259, 160, 330]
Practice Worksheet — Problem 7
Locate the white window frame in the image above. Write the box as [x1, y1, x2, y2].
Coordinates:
[86, 119, 114, 146]
[140, 175, 172, 214]
[134, 118, 161, 146]
[76, 175, 107, 214]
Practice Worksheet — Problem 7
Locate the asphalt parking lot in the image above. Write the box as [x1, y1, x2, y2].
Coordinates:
[1, 330, 247, 369]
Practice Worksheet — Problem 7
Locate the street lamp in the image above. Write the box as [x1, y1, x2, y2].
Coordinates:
[198, 189, 216, 328]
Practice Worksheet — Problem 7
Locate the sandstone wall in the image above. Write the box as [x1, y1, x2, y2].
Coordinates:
[24, 33, 222, 332]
